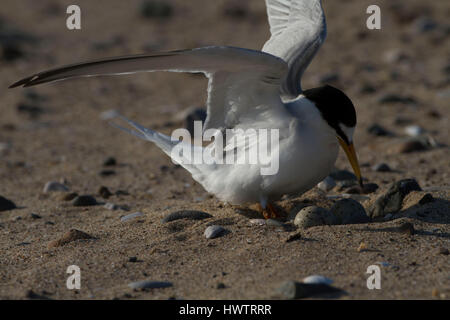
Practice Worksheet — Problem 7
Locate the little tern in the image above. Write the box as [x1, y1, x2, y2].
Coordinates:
[10, 0, 363, 219]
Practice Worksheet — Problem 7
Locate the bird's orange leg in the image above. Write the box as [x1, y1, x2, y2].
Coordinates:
[257, 203, 271, 219]
[267, 202, 280, 219]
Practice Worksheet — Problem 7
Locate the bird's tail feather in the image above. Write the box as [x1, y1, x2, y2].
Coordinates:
[110, 114, 208, 181]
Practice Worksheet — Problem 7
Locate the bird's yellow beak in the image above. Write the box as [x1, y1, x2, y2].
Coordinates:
[338, 137, 363, 187]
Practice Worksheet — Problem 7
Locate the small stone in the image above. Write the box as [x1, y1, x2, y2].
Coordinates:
[128, 256, 138, 262]
[223, 2, 248, 20]
[318, 72, 340, 84]
[43, 181, 69, 193]
[395, 139, 428, 153]
[162, 210, 212, 223]
[266, 219, 284, 227]
[294, 206, 338, 229]
[437, 247, 449, 255]
[404, 125, 424, 137]
[367, 124, 392, 137]
[121, 212, 144, 222]
[48, 229, 94, 248]
[418, 193, 434, 205]
[72, 195, 97, 207]
[302, 275, 333, 285]
[104, 202, 119, 210]
[317, 176, 336, 192]
[99, 170, 115, 177]
[103, 157, 117, 166]
[16, 103, 43, 118]
[249, 219, 266, 226]
[128, 280, 173, 290]
[372, 163, 392, 172]
[204, 225, 227, 239]
[61, 192, 78, 201]
[397, 222, 415, 236]
[413, 16, 437, 33]
[216, 283, 226, 289]
[378, 94, 417, 105]
[330, 199, 369, 224]
[276, 280, 342, 299]
[98, 186, 113, 199]
[369, 179, 422, 219]
[100, 109, 119, 120]
[140, 1, 173, 19]
[30, 213, 41, 219]
[0, 195, 16, 212]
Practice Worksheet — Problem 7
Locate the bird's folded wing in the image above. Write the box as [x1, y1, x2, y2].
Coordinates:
[10, 46, 289, 131]
[263, 0, 327, 99]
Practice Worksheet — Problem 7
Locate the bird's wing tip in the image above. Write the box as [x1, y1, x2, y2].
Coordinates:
[9, 75, 38, 88]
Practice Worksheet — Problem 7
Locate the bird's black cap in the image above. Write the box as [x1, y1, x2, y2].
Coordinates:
[303, 85, 356, 143]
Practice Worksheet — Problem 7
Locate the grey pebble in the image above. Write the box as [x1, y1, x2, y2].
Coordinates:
[72, 195, 97, 207]
[276, 280, 343, 299]
[43, 181, 69, 193]
[128, 280, 173, 290]
[329, 169, 356, 181]
[317, 176, 336, 192]
[104, 202, 119, 210]
[162, 210, 212, 223]
[369, 179, 422, 219]
[330, 199, 370, 224]
[372, 163, 392, 172]
[404, 125, 424, 137]
[249, 219, 266, 226]
[294, 206, 338, 229]
[367, 124, 392, 137]
[121, 212, 144, 222]
[302, 275, 333, 285]
[204, 225, 227, 239]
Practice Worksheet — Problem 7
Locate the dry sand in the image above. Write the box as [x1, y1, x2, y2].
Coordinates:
[0, 0, 449, 299]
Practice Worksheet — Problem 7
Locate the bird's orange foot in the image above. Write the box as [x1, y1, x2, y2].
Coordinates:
[257, 202, 280, 219]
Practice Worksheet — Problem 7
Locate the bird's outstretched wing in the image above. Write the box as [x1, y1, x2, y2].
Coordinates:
[10, 46, 289, 131]
[263, 0, 327, 99]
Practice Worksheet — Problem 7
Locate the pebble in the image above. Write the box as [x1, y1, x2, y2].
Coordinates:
[48, 229, 94, 248]
[397, 222, 415, 236]
[43, 181, 69, 193]
[223, 2, 249, 20]
[162, 210, 212, 223]
[276, 280, 342, 299]
[0, 195, 16, 212]
[302, 275, 333, 285]
[99, 169, 115, 177]
[266, 219, 285, 227]
[30, 213, 41, 219]
[140, 1, 173, 19]
[377, 94, 417, 105]
[99, 109, 119, 120]
[367, 124, 392, 137]
[437, 247, 449, 255]
[404, 125, 424, 137]
[413, 16, 437, 33]
[394, 138, 428, 153]
[249, 219, 266, 226]
[120, 212, 144, 222]
[98, 186, 113, 199]
[317, 176, 336, 192]
[72, 195, 97, 207]
[128, 257, 138, 262]
[330, 199, 370, 224]
[128, 280, 173, 290]
[204, 225, 226, 239]
[294, 206, 338, 229]
[104, 202, 119, 210]
[103, 157, 117, 166]
[61, 192, 78, 201]
[372, 163, 392, 172]
[318, 72, 340, 84]
[369, 179, 422, 219]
